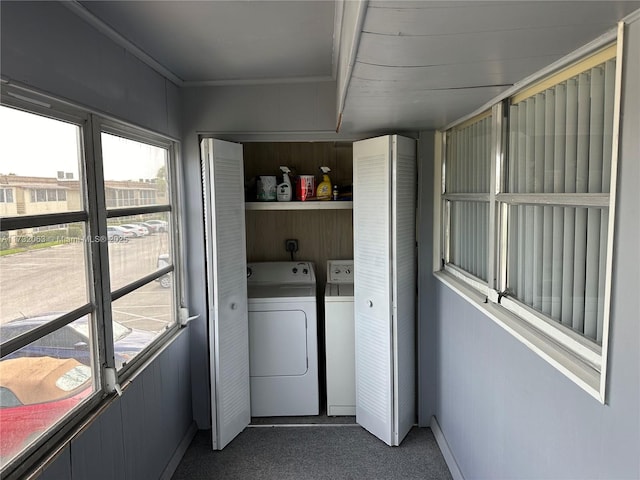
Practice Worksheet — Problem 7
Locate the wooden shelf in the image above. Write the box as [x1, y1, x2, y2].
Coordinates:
[245, 201, 353, 211]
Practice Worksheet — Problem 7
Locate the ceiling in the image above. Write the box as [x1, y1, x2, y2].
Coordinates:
[78, 0, 336, 84]
[72, 0, 639, 133]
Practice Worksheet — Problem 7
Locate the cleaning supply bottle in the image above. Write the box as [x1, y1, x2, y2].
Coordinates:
[277, 166, 292, 201]
[316, 166, 332, 201]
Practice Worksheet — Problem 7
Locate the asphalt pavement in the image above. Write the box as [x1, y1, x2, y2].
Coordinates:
[0, 234, 174, 332]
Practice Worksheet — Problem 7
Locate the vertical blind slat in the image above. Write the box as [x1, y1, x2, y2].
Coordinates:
[509, 106, 518, 193]
[565, 78, 579, 194]
[572, 73, 591, 331]
[523, 100, 534, 304]
[516, 104, 527, 297]
[584, 209, 601, 339]
[532, 94, 545, 310]
[596, 210, 608, 343]
[508, 109, 518, 292]
[561, 78, 579, 325]
[551, 84, 567, 320]
[602, 60, 615, 193]
[542, 90, 555, 315]
[584, 65, 606, 338]
[470, 123, 477, 275]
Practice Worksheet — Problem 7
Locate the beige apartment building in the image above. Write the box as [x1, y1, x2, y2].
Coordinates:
[0, 174, 163, 245]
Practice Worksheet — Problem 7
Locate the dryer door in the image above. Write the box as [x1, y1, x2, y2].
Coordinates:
[202, 138, 250, 450]
[249, 309, 308, 377]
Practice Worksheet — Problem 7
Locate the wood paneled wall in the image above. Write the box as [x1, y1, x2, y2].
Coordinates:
[243, 142, 354, 290]
[243, 142, 353, 201]
[245, 209, 353, 289]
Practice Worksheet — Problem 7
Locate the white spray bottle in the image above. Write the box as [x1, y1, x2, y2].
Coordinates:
[277, 166, 292, 201]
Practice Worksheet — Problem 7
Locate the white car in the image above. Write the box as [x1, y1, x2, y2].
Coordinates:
[144, 220, 168, 232]
[107, 225, 134, 240]
[119, 224, 148, 237]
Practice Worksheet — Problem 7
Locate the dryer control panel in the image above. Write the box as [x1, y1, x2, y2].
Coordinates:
[327, 260, 354, 284]
[247, 261, 316, 284]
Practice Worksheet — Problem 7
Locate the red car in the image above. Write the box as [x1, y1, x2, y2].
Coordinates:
[0, 357, 93, 466]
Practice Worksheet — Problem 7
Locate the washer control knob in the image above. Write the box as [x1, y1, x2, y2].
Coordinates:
[292, 267, 298, 274]
[367, 300, 373, 308]
[303, 268, 308, 275]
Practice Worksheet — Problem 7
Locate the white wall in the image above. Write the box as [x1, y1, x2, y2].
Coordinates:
[1, 3, 192, 478]
[417, 17, 640, 479]
[0, 1, 181, 139]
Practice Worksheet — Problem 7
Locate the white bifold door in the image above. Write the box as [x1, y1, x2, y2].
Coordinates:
[353, 135, 416, 446]
[201, 138, 251, 450]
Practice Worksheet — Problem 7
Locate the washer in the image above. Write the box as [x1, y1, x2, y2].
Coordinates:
[247, 261, 319, 417]
[324, 260, 355, 416]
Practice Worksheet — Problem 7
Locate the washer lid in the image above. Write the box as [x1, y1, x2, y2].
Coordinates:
[248, 284, 316, 299]
[325, 283, 354, 297]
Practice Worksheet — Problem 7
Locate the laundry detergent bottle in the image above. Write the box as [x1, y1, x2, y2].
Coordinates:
[277, 166, 292, 201]
[316, 166, 332, 201]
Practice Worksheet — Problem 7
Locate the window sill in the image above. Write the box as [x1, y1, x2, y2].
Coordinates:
[433, 270, 604, 403]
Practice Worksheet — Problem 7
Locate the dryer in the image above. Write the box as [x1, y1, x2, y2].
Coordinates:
[246, 262, 319, 417]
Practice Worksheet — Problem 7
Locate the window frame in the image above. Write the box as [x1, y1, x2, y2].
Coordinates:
[435, 26, 623, 403]
[441, 110, 494, 287]
[92, 118, 183, 379]
[0, 82, 185, 478]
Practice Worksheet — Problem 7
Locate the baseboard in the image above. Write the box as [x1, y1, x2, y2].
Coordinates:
[160, 421, 198, 480]
[430, 416, 464, 480]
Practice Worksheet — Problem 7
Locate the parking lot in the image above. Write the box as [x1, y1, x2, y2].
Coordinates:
[0, 233, 174, 332]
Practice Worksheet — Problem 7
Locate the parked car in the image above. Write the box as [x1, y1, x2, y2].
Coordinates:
[131, 223, 149, 236]
[156, 254, 172, 288]
[119, 224, 148, 237]
[144, 219, 168, 232]
[107, 225, 134, 240]
[0, 315, 155, 369]
[140, 222, 160, 234]
[0, 357, 92, 461]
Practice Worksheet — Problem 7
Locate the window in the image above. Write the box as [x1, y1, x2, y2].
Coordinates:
[443, 112, 493, 286]
[100, 131, 177, 370]
[0, 188, 13, 203]
[0, 104, 97, 472]
[438, 43, 620, 401]
[0, 85, 182, 476]
[504, 49, 616, 345]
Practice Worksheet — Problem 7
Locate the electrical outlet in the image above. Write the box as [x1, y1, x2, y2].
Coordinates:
[285, 239, 299, 253]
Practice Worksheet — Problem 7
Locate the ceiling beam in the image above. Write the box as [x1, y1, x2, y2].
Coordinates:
[336, 0, 368, 132]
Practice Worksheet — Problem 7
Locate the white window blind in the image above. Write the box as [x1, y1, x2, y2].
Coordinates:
[505, 56, 616, 344]
[438, 38, 621, 400]
[444, 113, 492, 282]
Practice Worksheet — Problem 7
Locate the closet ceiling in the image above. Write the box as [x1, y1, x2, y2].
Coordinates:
[74, 0, 639, 133]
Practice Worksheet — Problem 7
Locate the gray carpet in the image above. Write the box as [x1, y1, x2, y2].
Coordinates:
[250, 413, 356, 425]
[172, 426, 453, 480]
